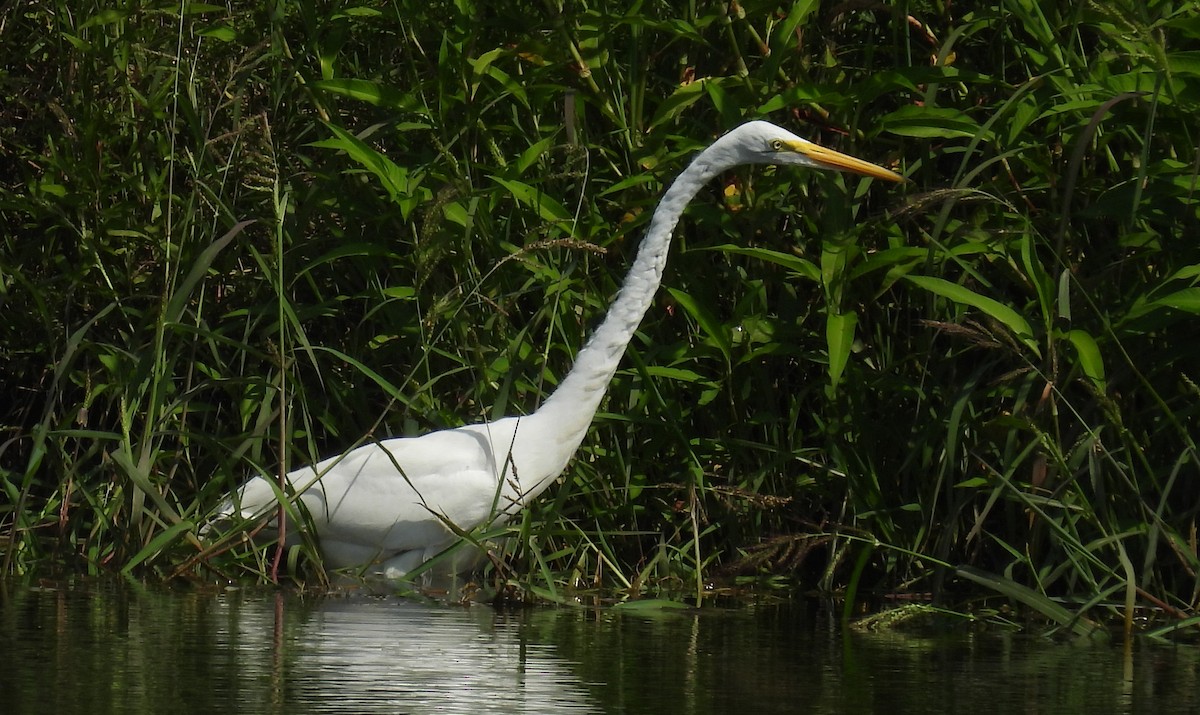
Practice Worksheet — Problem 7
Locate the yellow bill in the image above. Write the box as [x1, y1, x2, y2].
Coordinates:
[788, 140, 904, 183]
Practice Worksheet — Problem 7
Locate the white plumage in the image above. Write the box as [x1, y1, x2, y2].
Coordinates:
[210, 121, 901, 577]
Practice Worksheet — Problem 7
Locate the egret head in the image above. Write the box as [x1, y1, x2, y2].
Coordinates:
[710, 120, 903, 182]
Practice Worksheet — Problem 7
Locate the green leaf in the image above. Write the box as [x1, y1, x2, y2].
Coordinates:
[878, 105, 990, 140]
[382, 286, 416, 300]
[1165, 15, 1200, 39]
[612, 599, 690, 612]
[470, 47, 507, 77]
[312, 79, 416, 111]
[181, 3, 226, 13]
[772, 0, 821, 51]
[825, 310, 857, 391]
[80, 9, 128, 28]
[515, 137, 556, 175]
[36, 181, 67, 197]
[490, 177, 571, 224]
[442, 201, 470, 227]
[298, 242, 398, 274]
[473, 63, 528, 107]
[1124, 287, 1200, 323]
[643, 366, 713, 384]
[954, 477, 990, 488]
[667, 287, 732, 368]
[334, 6, 384, 18]
[310, 346, 418, 408]
[164, 220, 252, 326]
[956, 566, 1106, 639]
[648, 80, 708, 128]
[905, 275, 1039, 355]
[121, 520, 195, 574]
[312, 124, 425, 217]
[1167, 51, 1200, 77]
[1165, 264, 1200, 282]
[1152, 288, 1200, 313]
[1065, 329, 1106, 390]
[110, 447, 183, 524]
[702, 245, 820, 282]
[197, 25, 236, 42]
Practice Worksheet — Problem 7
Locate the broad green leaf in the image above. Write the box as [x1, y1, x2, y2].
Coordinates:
[771, 0, 821, 53]
[702, 244, 820, 282]
[182, 3, 226, 13]
[756, 85, 826, 113]
[1125, 287, 1200, 323]
[1152, 288, 1200, 313]
[667, 287, 732, 367]
[1165, 264, 1200, 282]
[334, 6, 384, 18]
[599, 173, 660, 197]
[612, 599, 690, 611]
[382, 286, 416, 300]
[853, 67, 988, 105]
[80, 9, 128, 28]
[164, 220, 252, 326]
[515, 137, 556, 175]
[849, 246, 928, 280]
[1056, 269, 1072, 322]
[312, 79, 416, 111]
[299, 242, 398, 274]
[954, 477, 991, 488]
[825, 310, 857, 391]
[311, 346, 418, 408]
[1165, 15, 1200, 39]
[1167, 51, 1200, 77]
[197, 25, 236, 42]
[470, 47, 507, 78]
[905, 275, 1039, 354]
[442, 201, 470, 227]
[647, 18, 705, 43]
[122, 520, 195, 574]
[956, 566, 1106, 639]
[491, 177, 571, 224]
[110, 447, 183, 524]
[475, 64, 528, 107]
[879, 105, 990, 140]
[61, 33, 90, 51]
[703, 77, 733, 122]
[643, 366, 713, 384]
[1066, 329, 1106, 390]
[648, 80, 707, 128]
[312, 124, 425, 216]
[36, 180, 67, 197]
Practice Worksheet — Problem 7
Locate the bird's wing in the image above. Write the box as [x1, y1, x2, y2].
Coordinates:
[288, 425, 518, 553]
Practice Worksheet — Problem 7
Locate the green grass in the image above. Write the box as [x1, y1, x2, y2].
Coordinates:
[1, 0, 1198, 633]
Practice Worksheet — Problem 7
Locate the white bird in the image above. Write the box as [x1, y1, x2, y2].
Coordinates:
[211, 120, 901, 578]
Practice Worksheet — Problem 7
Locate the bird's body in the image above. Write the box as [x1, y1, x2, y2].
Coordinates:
[212, 121, 901, 576]
[230, 414, 563, 575]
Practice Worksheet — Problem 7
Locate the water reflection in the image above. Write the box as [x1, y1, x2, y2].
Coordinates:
[1, 584, 1197, 715]
[213, 593, 599, 714]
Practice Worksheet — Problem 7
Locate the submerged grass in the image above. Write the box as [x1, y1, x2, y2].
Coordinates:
[1, 1, 1198, 633]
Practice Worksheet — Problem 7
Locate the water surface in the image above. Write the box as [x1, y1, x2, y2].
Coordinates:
[1, 584, 1196, 714]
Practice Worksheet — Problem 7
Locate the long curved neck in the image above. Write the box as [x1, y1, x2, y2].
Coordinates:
[531, 148, 728, 454]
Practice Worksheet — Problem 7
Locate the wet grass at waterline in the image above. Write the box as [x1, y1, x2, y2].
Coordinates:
[1, 1, 1198, 634]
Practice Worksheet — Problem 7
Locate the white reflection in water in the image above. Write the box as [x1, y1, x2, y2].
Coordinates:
[212, 594, 600, 715]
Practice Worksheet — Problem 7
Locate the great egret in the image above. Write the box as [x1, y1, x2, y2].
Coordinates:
[211, 121, 901, 577]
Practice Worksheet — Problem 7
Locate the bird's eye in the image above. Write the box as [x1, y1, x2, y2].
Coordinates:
[770, 139, 785, 151]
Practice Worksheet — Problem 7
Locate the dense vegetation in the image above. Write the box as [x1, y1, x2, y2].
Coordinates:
[2, 0, 1197, 631]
